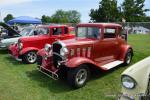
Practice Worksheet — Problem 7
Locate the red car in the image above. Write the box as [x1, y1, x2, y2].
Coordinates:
[8, 25, 75, 64]
[37, 23, 133, 88]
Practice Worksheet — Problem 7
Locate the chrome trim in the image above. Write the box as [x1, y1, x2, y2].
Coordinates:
[37, 66, 59, 80]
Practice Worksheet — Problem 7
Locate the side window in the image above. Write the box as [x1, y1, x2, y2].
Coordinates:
[52, 27, 62, 35]
[36, 28, 49, 35]
[104, 28, 116, 38]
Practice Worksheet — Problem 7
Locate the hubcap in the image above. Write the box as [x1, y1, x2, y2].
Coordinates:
[27, 52, 37, 63]
[126, 52, 131, 64]
[75, 69, 87, 85]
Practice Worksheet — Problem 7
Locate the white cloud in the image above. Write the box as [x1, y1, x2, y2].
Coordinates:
[0, 0, 34, 6]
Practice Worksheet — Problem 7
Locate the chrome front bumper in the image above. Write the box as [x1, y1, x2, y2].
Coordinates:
[37, 66, 59, 80]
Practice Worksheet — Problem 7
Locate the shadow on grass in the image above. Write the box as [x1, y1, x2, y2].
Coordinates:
[26, 70, 73, 93]
[89, 64, 126, 81]
[0, 49, 8, 54]
[3, 56, 27, 66]
[25, 64, 127, 94]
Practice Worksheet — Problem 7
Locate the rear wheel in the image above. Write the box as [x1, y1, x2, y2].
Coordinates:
[124, 49, 132, 65]
[67, 65, 90, 88]
[23, 51, 37, 64]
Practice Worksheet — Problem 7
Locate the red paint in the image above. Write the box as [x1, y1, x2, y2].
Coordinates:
[38, 23, 133, 73]
[9, 25, 75, 61]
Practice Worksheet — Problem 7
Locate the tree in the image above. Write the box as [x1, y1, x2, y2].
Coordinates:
[4, 14, 14, 23]
[42, 10, 81, 23]
[41, 15, 51, 23]
[122, 0, 149, 22]
[89, 0, 120, 22]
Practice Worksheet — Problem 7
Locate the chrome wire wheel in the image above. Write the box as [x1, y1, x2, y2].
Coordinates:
[26, 51, 37, 63]
[75, 69, 88, 86]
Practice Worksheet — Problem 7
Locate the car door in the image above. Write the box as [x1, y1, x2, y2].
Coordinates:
[94, 27, 119, 64]
[49, 26, 64, 43]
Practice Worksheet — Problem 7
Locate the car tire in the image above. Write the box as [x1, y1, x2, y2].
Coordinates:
[67, 65, 90, 88]
[23, 51, 37, 64]
[124, 49, 132, 65]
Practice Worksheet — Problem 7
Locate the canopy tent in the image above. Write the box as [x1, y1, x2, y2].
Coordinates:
[7, 16, 42, 25]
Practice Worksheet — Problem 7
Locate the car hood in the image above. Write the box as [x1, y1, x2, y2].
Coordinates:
[122, 56, 150, 77]
[59, 38, 96, 47]
[0, 22, 19, 36]
[19, 35, 47, 42]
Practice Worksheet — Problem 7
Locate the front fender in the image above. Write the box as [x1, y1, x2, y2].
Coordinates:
[20, 47, 39, 55]
[121, 57, 150, 94]
[120, 44, 133, 61]
[65, 57, 96, 68]
[37, 49, 47, 57]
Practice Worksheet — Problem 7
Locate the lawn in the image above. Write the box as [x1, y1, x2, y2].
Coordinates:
[0, 34, 150, 100]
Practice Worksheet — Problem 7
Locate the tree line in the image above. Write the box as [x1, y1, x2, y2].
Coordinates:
[3, 0, 150, 23]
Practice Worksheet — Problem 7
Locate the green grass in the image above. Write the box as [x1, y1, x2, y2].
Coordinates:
[0, 34, 150, 100]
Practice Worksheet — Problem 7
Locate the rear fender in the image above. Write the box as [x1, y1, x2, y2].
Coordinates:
[120, 45, 133, 61]
[65, 57, 106, 70]
[20, 47, 39, 55]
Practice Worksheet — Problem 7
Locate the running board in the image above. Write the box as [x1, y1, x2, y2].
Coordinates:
[101, 60, 123, 70]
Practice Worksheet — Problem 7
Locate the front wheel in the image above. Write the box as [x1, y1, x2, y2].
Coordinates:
[67, 65, 90, 88]
[23, 51, 37, 64]
[124, 49, 132, 65]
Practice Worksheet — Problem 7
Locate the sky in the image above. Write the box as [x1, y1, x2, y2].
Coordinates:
[0, 0, 150, 22]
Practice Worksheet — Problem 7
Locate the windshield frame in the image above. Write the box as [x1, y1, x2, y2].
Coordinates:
[19, 27, 34, 36]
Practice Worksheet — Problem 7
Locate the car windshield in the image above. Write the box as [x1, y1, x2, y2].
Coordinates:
[77, 27, 100, 39]
[19, 27, 34, 36]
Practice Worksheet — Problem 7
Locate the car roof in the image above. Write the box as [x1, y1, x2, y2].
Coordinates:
[37, 24, 68, 28]
[77, 23, 122, 27]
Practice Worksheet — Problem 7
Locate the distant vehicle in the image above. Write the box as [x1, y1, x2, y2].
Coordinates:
[119, 56, 150, 100]
[37, 23, 133, 88]
[9, 25, 75, 64]
[0, 22, 36, 49]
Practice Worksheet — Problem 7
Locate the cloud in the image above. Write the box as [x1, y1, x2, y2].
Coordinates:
[0, 0, 35, 6]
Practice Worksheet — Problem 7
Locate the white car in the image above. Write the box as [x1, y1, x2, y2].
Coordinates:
[119, 57, 150, 100]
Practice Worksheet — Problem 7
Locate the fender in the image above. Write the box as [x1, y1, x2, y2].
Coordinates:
[20, 47, 39, 55]
[122, 57, 150, 93]
[37, 49, 47, 57]
[65, 57, 106, 70]
[119, 44, 133, 61]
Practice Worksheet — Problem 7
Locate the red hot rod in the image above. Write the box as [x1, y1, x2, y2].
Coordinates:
[8, 25, 75, 64]
[37, 23, 133, 88]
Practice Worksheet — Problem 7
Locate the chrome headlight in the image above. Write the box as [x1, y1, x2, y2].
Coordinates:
[60, 47, 68, 56]
[18, 41, 23, 50]
[44, 44, 52, 52]
[121, 75, 136, 89]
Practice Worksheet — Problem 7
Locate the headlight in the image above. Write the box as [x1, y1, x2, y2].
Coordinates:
[121, 75, 136, 89]
[18, 42, 23, 50]
[44, 44, 52, 52]
[60, 47, 68, 56]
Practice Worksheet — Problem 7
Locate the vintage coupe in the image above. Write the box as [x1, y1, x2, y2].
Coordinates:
[37, 23, 133, 88]
[119, 56, 150, 100]
[8, 25, 75, 64]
